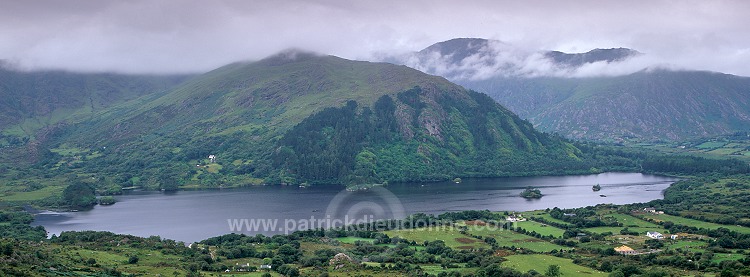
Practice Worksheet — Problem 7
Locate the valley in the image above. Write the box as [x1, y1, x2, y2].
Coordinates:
[0, 36, 748, 277]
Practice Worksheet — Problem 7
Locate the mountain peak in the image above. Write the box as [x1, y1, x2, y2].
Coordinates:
[420, 38, 492, 54]
[258, 49, 325, 66]
[419, 38, 506, 64]
[545, 48, 640, 67]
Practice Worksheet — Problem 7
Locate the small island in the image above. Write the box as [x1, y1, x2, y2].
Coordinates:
[592, 184, 601, 191]
[98, 196, 117, 205]
[520, 187, 543, 199]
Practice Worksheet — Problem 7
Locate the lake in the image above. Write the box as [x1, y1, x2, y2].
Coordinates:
[33, 172, 677, 243]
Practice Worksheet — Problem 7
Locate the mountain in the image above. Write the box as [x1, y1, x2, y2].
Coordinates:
[417, 38, 495, 65]
[463, 71, 750, 141]
[544, 48, 639, 68]
[39, 51, 595, 188]
[399, 38, 750, 142]
[408, 38, 639, 78]
[0, 67, 191, 148]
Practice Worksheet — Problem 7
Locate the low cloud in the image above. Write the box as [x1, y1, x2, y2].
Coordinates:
[0, 1, 748, 76]
[397, 39, 701, 80]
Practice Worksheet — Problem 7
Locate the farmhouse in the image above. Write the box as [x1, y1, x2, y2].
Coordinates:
[646, 231, 664, 239]
[506, 215, 526, 222]
[643, 207, 664, 214]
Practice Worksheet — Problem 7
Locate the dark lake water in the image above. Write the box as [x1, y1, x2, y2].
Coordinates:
[33, 172, 677, 243]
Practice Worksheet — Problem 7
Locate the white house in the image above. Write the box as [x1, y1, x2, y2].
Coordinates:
[643, 207, 664, 214]
[646, 231, 664, 239]
[208, 154, 216, 163]
[506, 215, 526, 222]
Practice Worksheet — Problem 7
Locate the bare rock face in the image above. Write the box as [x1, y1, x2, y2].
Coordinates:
[329, 252, 355, 269]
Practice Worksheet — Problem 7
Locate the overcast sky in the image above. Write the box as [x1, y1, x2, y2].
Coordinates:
[1, 0, 749, 76]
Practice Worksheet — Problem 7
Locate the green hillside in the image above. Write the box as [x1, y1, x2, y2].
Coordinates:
[0, 67, 190, 147]
[466, 70, 750, 142]
[35, 52, 595, 189]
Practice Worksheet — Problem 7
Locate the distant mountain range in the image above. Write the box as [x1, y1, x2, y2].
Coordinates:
[396, 38, 750, 142]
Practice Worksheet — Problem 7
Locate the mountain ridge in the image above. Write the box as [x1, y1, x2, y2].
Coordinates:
[397, 38, 750, 142]
[31, 52, 599, 188]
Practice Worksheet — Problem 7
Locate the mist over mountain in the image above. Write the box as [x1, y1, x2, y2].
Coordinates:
[393, 38, 750, 142]
[544, 48, 640, 68]
[397, 38, 646, 80]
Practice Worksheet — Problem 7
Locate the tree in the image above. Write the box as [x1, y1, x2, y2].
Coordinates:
[350, 150, 379, 185]
[128, 255, 139, 264]
[545, 264, 561, 277]
[62, 181, 97, 209]
[520, 187, 543, 199]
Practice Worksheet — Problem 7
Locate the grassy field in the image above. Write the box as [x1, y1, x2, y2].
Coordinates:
[605, 213, 660, 228]
[712, 253, 747, 264]
[664, 240, 707, 251]
[514, 220, 566, 238]
[384, 227, 487, 249]
[466, 226, 571, 252]
[502, 254, 607, 276]
[0, 185, 64, 202]
[324, 266, 408, 277]
[520, 211, 574, 227]
[57, 246, 190, 276]
[635, 137, 750, 161]
[641, 214, 750, 234]
[695, 141, 726, 149]
[335, 237, 376, 244]
[583, 226, 669, 236]
[418, 264, 474, 275]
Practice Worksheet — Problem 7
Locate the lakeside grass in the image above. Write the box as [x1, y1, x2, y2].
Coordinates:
[502, 254, 607, 276]
[0, 185, 64, 202]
